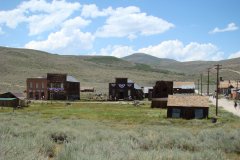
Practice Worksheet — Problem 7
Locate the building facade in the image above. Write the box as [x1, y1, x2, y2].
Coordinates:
[27, 73, 80, 100]
[109, 78, 144, 100]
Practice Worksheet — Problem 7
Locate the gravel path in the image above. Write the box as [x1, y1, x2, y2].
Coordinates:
[209, 97, 240, 117]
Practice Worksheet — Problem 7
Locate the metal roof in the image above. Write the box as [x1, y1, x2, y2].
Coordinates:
[0, 98, 16, 101]
[173, 82, 195, 89]
[67, 76, 80, 82]
[142, 87, 153, 93]
[127, 79, 142, 90]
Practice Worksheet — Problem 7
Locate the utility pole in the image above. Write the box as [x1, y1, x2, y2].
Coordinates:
[215, 64, 222, 116]
[237, 80, 239, 100]
[207, 68, 211, 96]
[200, 74, 203, 96]
[197, 79, 200, 95]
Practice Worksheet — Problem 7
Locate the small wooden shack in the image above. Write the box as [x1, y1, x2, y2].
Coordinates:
[151, 81, 173, 108]
[167, 95, 209, 119]
[0, 92, 26, 108]
[173, 81, 195, 94]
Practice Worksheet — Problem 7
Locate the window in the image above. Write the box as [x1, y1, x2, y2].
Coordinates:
[195, 109, 204, 119]
[172, 108, 181, 118]
[50, 83, 61, 88]
[29, 92, 33, 98]
[29, 82, 33, 88]
[42, 82, 44, 89]
[36, 83, 39, 89]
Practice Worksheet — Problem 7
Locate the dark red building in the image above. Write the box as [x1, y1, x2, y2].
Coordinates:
[27, 73, 80, 100]
[151, 81, 173, 108]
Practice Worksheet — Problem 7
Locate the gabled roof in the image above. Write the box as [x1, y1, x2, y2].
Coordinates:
[219, 80, 237, 89]
[167, 95, 209, 108]
[0, 92, 25, 100]
[12, 93, 25, 100]
[67, 76, 80, 82]
[173, 81, 195, 89]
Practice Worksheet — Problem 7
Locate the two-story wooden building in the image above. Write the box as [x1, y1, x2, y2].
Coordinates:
[26, 73, 80, 100]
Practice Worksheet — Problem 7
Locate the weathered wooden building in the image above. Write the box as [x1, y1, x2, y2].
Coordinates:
[27, 73, 80, 100]
[151, 81, 173, 108]
[173, 81, 195, 94]
[109, 78, 144, 100]
[167, 95, 209, 119]
[0, 92, 26, 107]
[142, 87, 153, 99]
[219, 80, 237, 95]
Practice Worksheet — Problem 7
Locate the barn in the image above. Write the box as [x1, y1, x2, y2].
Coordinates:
[109, 78, 144, 100]
[151, 81, 173, 108]
[167, 95, 209, 119]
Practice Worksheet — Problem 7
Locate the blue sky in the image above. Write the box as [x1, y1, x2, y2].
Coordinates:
[0, 0, 239, 61]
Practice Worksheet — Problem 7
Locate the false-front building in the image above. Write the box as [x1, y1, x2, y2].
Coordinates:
[167, 95, 209, 119]
[151, 81, 173, 108]
[26, 73, 80, 100]
[109, 78, 144, 100]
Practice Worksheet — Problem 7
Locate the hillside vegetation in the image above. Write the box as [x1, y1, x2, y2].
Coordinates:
[1, 46, 240, 93]
[123, 53, 240, 80]
[0, 47, 184, 93]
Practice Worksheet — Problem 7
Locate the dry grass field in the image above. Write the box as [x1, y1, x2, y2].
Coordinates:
[0, 102, 239, 160]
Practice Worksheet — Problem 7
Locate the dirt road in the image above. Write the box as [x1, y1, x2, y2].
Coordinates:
[209, 97, 240, 117]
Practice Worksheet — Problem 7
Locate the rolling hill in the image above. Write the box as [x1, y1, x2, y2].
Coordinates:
[122, 53, 177, 66]
[122, 53, 240, 77]
[0, 47, 185, 93]
[0, 46, 239, 93]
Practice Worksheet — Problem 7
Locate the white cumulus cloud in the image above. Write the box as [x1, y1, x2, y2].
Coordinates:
[81, 4, 112, 18]
[97, 45, 135, 57]
[228, 51, 240, 59]
[25, 17, 94, 54]
[0, 0, 81, 35]
[209, 23, 238, 34]
[139, 40, 223, 61]
[98, 40, 224, 61]
[95, 6, 174, 39]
